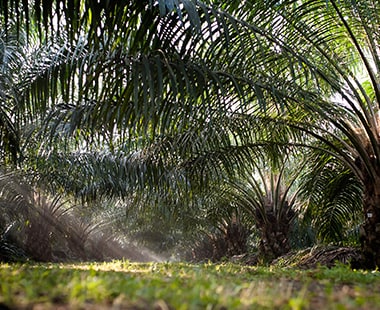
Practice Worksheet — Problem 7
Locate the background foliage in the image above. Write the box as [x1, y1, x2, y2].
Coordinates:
[0, 0, 374, 264]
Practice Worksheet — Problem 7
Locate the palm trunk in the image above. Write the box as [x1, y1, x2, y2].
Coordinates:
[225, 222, 249, 256]
[259, 221, 291, 261]
[256, 205, 294, 261]
[25, 221, 52, 261]
[359, 179, 380, 269]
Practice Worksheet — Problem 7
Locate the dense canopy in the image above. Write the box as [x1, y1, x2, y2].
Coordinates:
[0, 0, 379, 268]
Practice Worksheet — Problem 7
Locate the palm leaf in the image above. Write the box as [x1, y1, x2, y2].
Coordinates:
[300, 150, 363, 243]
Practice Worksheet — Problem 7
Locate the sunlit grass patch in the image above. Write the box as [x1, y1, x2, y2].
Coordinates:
[0, 261, 379, 309]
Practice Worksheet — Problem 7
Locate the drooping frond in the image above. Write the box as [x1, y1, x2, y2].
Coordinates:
[300, 149, 363, 243]
[0, 29, 26, 163]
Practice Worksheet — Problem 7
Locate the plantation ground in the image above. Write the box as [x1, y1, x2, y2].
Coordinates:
[0, 261, 379, 309]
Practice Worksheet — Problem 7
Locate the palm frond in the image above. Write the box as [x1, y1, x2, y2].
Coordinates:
[300, 150, 363, 243]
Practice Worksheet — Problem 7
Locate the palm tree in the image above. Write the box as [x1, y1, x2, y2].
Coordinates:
[171, 0, 380, 269]
[246, 1, 380, 269]
[2, 0, 380, 268]
[225, 154, 304, 261]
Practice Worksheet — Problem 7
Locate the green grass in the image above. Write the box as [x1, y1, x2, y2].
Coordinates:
[0, 261, 379, 309]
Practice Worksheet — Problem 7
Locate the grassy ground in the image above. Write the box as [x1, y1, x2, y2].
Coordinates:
[0, 261, 379, 309]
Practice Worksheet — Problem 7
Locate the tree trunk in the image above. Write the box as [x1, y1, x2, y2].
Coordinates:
[258, 222, 291, 261]
[256, 204, 294, 261]
[359, 178, 380, 269]
[225, 222, 249, 256]
[25, 220, 52, 261]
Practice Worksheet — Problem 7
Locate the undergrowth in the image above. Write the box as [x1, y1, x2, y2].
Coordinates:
[0, 261, 379, 309]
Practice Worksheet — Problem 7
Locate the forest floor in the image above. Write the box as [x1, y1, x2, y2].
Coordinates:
[0, 248, 379, 310]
